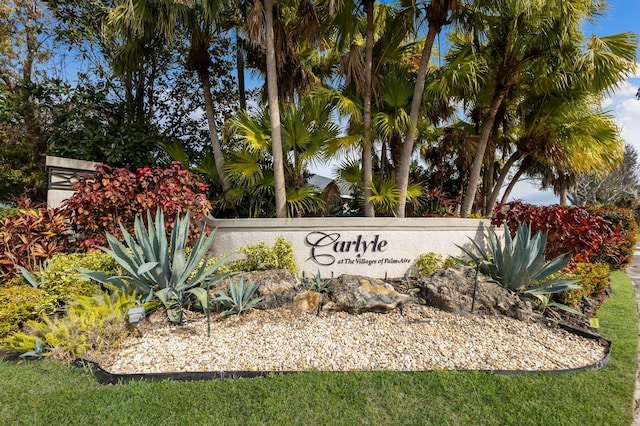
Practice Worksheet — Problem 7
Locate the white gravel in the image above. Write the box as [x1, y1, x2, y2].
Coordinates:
[98, 303, 608, 374]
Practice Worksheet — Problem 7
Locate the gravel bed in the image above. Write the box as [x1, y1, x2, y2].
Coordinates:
[98, 303, 608, 374]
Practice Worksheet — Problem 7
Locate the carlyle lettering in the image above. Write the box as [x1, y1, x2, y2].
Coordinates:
[305, 231, 388, 266]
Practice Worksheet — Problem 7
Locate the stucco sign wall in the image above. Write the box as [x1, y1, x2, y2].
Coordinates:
[205, 217, 496, 278]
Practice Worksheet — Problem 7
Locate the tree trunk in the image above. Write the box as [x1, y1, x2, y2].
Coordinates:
[236, 33, 247, 111]
[484, 151, 521, 216]
[500, 166, 526, 204]
[558, 187, 568, 206]
[460, 89, 507, 217]
[395, 24, 440, 217]
[362, 0, 375, 217]
[199, 70, 231, 191]
[264, 0, 287, 218]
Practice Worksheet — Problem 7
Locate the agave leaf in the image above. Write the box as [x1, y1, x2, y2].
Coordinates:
[187, 246, 234, 289]
[169, 215, 191, 288]
[215, 294, 234, 305]
[456, 244, 481, 264]
[523, 279, 581, 295]
[135, 213, 157, 265]
[547, 300, 585, 316]
[76, 268, 132, 294]
[186, 287, 210, 313]
[230, 277, 242, 303]
[121, 221, 146, 265]
[487, 228, 502, 266]
[103, 233, 139, 277]
[529, 253, 572, 283]
[243, 296, 262, 311]
[17, 266, 39, 288]
[137, 261, 160, 276]
[178, 229, 218, 287]
[155, 287, 170, 305]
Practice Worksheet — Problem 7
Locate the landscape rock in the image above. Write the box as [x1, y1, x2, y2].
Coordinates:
[323, 275, 410, 314]
[418, 265, 534, 321]
[293, 291, 323, 313]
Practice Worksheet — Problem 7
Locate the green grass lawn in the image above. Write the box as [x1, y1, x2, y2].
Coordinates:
[0, 271, 636, 426]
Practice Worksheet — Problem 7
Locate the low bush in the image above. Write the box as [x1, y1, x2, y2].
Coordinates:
[0, 285, 56, 341]
[412, 252, 443, 277]
[3, 289, 137, 360]
[556, 263, 610, 307]
[228, 237, 298, 275]
[492, 201, 612, 266]
[0, 199, 76, 276]
[63, 162, 211, 249]
[38, 252, 119, 300]
[586, 206, 638, 269]
[0, 206, 20, 220]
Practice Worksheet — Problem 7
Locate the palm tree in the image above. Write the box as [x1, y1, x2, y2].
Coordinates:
[442, 0, 636, 217]
[360, 0, 376, 217]
[107, 0, 232, 191]
[227, 95, 339, 216]
[260, 0, 287, 217]
[395, 0, 457, 217]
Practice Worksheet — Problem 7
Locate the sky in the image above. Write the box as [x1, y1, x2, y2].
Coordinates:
[311, 0, 640, 206]
[497, 0, 640, 205]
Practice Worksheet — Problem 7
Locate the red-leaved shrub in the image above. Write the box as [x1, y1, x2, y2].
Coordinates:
[63, 162, 211, 249]
[491, 201, 612, 266]
[0, 199, 76, 276]
[585, 206, 638, 269]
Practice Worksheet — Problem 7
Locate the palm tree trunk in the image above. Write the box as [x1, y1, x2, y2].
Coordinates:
[460, 89, 507, 217]
[395, 24, 440, 218]
[558, 187, 568, 206]
[362, 0, 375, 217]
[236, 33, 247, 111]
[484, 151, 521, 216]
[500, 166, 526, 204]
[264, 0, 287, 218]
[199, 70, 231, 192]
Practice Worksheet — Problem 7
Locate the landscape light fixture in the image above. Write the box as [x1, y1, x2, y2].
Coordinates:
[127, 306, 146, 336]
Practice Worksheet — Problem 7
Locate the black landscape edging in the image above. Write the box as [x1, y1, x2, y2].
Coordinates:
[72, 324, 612, 384]
[70, 359, 293, 384]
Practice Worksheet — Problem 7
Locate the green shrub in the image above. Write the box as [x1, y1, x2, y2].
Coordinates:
[442, 256, 459, 270]
[555, 263, 610, 307]
[228, 237, 298, 274]
[0, 206, 20, 221]
[413, 252, 443, 277]
[0, 285, 56, 341]
[3, 289, 137, 360]
[38, 252, 119, 299]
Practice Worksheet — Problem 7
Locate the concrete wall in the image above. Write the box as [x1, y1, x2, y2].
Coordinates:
[46, 156, 99, 208]
[204, 217, 499, 278]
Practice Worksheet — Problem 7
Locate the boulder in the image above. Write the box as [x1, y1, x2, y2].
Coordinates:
[293, 291, 324, 313]
[418, 265, 534, 321]
[212, 269, 300, 310]
[323, 275, 410, 314]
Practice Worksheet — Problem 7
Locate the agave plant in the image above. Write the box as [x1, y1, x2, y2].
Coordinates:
[79, 210, 233, 324]
[299, 270, 333, 293]
[458, 223, 581, 313]
[215, 276, 262, 317]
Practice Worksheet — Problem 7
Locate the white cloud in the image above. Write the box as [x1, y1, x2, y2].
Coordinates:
[607, 77, 640, 154]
